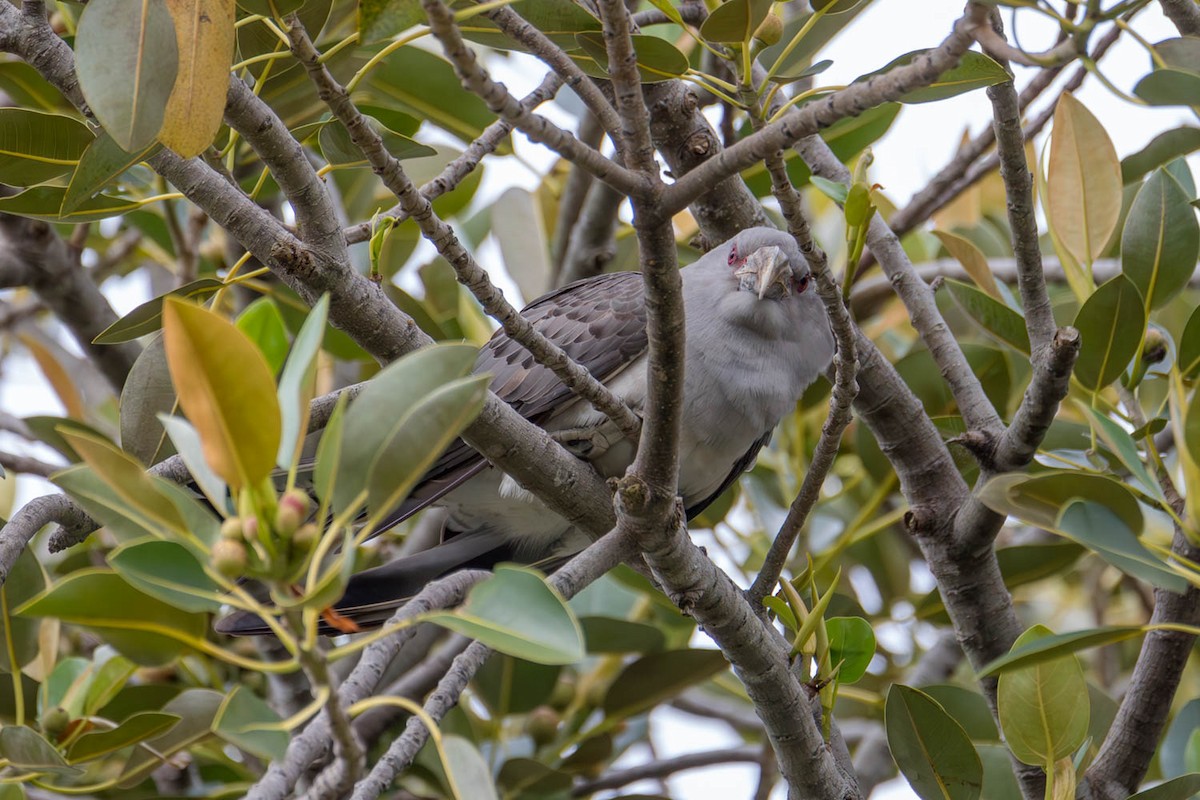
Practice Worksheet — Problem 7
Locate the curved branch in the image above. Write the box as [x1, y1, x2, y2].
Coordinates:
[572, 746, 760, 795]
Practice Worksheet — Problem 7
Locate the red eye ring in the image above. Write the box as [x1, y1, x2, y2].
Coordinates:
[728, 244, 738, 265]
[795, 274, 811, 293]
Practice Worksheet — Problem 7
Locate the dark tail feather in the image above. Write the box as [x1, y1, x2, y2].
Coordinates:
[214, 531, 512, 636]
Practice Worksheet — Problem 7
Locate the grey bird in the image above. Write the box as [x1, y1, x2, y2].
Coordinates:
[216, 227, 834, 635]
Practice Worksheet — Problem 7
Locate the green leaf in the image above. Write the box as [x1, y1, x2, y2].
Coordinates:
[159, 415, 228, 514]
[0, 186, 145, 223]
[120, 335, 176, 466]
[978, 470, 1143, 534]
[0, 61, 75, 113]
[572, 33, 690, 82]
[862, 51, 1009, 105]
[358, 0, 426, 44]
[456, 0, 602, 52]
[492, 187, 550, 303]
[580, 617, 667, 654]
[277, 295, 327, 470]
[698, 0, 772, 43]
[443, 735, 500, 800]
[1129, 774, 1200, 800]
[825, 617, 875, 684]
[1047, 93, 1123, 266]
[996, 625, 1091, 765]
[1056, 500, 1188, 594]
[885, 684, 982, 800]
[472, 656, 560, 715]
[365, 374, 489, 522]
[68, 711, 180, 762]
[95, 278, 225, 344]
[0, 109, 93, 186]
[1078, 404, 1163, 501]
[1072, 274, 1146, 392]
[1121, 127, 1200, 185]
[921, 685, 999, 742]
[365, 47, 496, 143]
[163, 296, 282, 489]
[313, 392, 349, 508]
[980, 625, 1143, 677]
[82, 655, 138, 716]
[52, 465, 160, 544]
[119, 688, 223, 786]
[75, 0, 179, 151]
[317, 117, 436, 168]
[1162, 701, 1200, 778]
[0, 549, 46, 674]
[0, 726, 83, 776]
[109, 539, 223, 613]
[425, 566, 584, 665]
[334, 342, 478, 516]
[16, 570, 207, 666]
[1134, 69, 1200, 106]
[1122, 168, 1200, 311]
[942, 278, 1030, 354]
[213, 685, 288, 761]
[1179, 304, 1200, 379]
[236, 297, 289, 376]
[602, 649, 729, 718]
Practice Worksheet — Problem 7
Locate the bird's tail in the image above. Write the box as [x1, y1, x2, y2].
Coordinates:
[214, 530, 511, 636]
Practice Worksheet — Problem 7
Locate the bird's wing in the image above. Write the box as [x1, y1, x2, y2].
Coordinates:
[374, 271, 649, 533]
[684, 430, 772, 520]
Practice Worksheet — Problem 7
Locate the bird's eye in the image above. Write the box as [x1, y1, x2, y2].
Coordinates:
[728, 245, 738, 266]
[795, 274, 811, 293]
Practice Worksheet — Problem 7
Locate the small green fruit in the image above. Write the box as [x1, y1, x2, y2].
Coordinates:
[213, 539, 248, 578]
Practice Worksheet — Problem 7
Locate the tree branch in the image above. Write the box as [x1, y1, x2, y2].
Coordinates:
[1160, 0, 1200, 35]
[571, 746, 760, 795]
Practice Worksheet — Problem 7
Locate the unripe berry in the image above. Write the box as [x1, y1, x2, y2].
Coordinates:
[41, 707, 70, 738]
[275, 490, 311, 537]
[291, 522, 320, 550]
[220, 517, 245, 541]
[212, 539, 248, 578]
[753, 13, 783, 47]
[524, 705, 561, 746]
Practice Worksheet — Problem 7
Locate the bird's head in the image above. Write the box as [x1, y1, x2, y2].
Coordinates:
[725, 228, 812, 302]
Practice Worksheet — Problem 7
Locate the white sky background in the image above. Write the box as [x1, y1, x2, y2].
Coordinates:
[0, 1, 1196, 798]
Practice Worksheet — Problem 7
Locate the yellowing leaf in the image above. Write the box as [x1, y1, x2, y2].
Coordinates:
[161, 296, 280, 489]
[161, 0, 236, 158]
[1046, 93, 1122, 266]
[19, 335, 85, 419]
[934, 229, 1000, 298]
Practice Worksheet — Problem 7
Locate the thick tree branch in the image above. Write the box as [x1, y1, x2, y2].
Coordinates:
[596, 0, 655, 174]
[558, 176, 623, 285]
[991, 327, 1080, 474]
[1160, 0, 1200, 35]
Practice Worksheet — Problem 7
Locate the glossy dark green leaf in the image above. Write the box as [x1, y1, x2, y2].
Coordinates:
[425, 566, 584, 665]
[0, 61, 74, 113]
[16, 570, 207, 666]
[1057, 500, 1187, 593]
[497, 758, 573, 795]
[0, 109, 93, 186]
[358, 0, 424, 44]
[978, 744, 1023, 800]
[825, 617, 874, 683]
[95, 279, 224, 344]
[457, 0, 602, 51]
[68, 711, 180, 762]
[943, 278, 1030, 354]
[1122, 127, 1200, 185]
[603, 649, 728, 718]
[581, 617, 667, 654]
[572, 33, 689, 82]
[365, 47, 496, 142]
[213, 686, 288, 761]
[1134, 69, 1200, 106]
[236, 0, 330, 80]
[921, 685, 999, 742]
[119, 688, 222, 786]
[698, 0, 772, 43]
[1156, 37, 1200, 73]
[52, 465, 159, 544]
[1122, 168, 1200, 310]
[75, 0, 179, 150]
[82, 655, 137, 717]
[885, 684, 982, 800]
[1079, 404, 1162, 500]
[0, 726, 82, 776]
[473, 656, 560, 715]
[997, 625, 1090, 766]
[1072, 275, 1146, 392]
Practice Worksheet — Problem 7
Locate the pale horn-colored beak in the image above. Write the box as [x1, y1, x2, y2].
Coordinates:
[735, 245, 791, 300]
